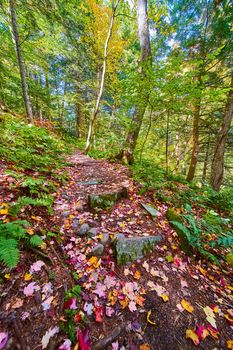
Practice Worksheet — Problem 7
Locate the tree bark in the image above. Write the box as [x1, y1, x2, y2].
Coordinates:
[120, 0, 151, 164]
[85, 0, 121, 152]
[9, 0, 33, 122]
[210, 74, 233, 191]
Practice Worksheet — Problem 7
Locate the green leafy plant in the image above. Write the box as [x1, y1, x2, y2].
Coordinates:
[0, 220, 43, 268]
[9, 194, 54, 216]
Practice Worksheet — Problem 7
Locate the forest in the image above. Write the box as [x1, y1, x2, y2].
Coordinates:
[0, 0, 232, 349]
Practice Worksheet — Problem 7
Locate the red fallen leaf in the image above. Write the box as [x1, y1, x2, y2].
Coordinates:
[64, 297, 77, 310]
[196, 325, 209, 340]
[77, 329, 91, 350]
[94, 306, 103, 322]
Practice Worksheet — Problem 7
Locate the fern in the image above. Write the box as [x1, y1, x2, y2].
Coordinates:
[0, 221, 43, 268]
[0, 237, 19, 268]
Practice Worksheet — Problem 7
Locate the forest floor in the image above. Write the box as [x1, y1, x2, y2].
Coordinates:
[0, 150, 232, 350]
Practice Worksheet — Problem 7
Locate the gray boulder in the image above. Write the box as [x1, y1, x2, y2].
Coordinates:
[78, 223, 90, 236]
[115, 236, 162, 265]
[87, 227, 98, 237]
[100, 233, 109, 245]
[89, 244, 104, 256]
[88, 187, 128, 210]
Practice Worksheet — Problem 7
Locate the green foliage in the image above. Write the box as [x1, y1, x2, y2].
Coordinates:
[9, 195, 54, 216]
[171, 207, 233, 264]
[0, 114, 75, 172]
[0, 220, 43, 268]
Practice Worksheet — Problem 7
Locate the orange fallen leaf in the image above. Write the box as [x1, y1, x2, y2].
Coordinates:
[227, 340, 233, 349]
[4, 273, 11, 280]
[140, 343, 150, 350]
[24, 272, 32, 281]
[134, 270, 141, 280]
[181, 299, 194, 313]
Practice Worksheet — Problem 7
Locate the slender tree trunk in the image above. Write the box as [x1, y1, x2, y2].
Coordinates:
[210, 74, 233, 191]
[45, 64, 51, 120]
[85, 0, 121, 152]
[202, 132, 211, 182]
[165, 110, 170, 175]
[9, 0, 33, 122]
[120, 0, 151, 164]
[186, 95, 201, 182]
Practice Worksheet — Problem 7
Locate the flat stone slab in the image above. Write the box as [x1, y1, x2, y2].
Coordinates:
[115, 236, 162, 265]
[88, 187, 128, 210]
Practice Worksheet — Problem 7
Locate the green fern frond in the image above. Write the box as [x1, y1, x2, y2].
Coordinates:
[0, 237, 19, 268]
[29, 235, 43, 246]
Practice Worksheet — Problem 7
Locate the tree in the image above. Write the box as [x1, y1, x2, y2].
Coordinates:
[9, 0, 33, 122]
[119, 0, 151, 164]
[210, 73, 233, 191]
[85, 0, 121, 152]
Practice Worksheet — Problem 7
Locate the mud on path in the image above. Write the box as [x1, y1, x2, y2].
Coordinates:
[0, 150, 232, 350]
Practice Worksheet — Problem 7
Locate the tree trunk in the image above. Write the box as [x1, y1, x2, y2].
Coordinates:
[9, 0, 33, 122]
[186, 95, 201, 182]
[202, 132, 211, 182]
[210, 74, 233, 191]
[120, 0, 151, 164]
[85, 0, 121, 153]
[165, 110, 170, 175]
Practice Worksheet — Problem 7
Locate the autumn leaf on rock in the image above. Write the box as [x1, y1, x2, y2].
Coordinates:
[203, 306, 217, 328]
[186, 329, 199, 346]
[181, 299, 194, 313]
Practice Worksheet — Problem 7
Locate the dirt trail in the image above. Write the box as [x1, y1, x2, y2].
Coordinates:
[0, 150, 232, 350]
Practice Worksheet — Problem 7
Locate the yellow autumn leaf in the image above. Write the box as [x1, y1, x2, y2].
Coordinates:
[227, 340, 233, 349]
[26, 228, 34, 235]
[160, 293, 169, 302]
[199, 267, 207, 275]
[24, 272, 32, 281]
[4, 273, 11, 280]
[0, 208, 8, 215]
[147, 310, 156, 325]
[181, 299, 194, 313]
[186, 329, 199, 346]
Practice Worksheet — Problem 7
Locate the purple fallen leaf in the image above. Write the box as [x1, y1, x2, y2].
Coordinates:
[106, 306, 114, 317]
[29, 260, 45, 274]
[93, 283, 106, 298]
[83, 302, 94, 316]
[23, 282, 40, 297]
[0, 332, 8, 349]
[128, 301, 137, 312]
[42, 326, 59, 349]
[112, 340, 119, 350]
[59, 339, 72, 350]
[42, 296, 54, 311]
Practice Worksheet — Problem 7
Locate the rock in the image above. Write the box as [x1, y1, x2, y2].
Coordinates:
[62, 194, 70, 200]
[72, 218, 79, 231]
[88, 187, 128, 210]
[112, 233, 125, 243]
[100, 233, 109, 245]
[87, 227, 98, 237]
[61, 211, 69, 218]
[78, 223, 90, 236]
[166, 208, 192, 255]
[76, 204, 84, 212]
[115, 236, 162, 265]
[94, 324, 125, 350]
[89, 244, 104, 256]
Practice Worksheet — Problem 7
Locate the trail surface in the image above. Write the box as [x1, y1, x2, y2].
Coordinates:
[0, 150, 232, 350]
